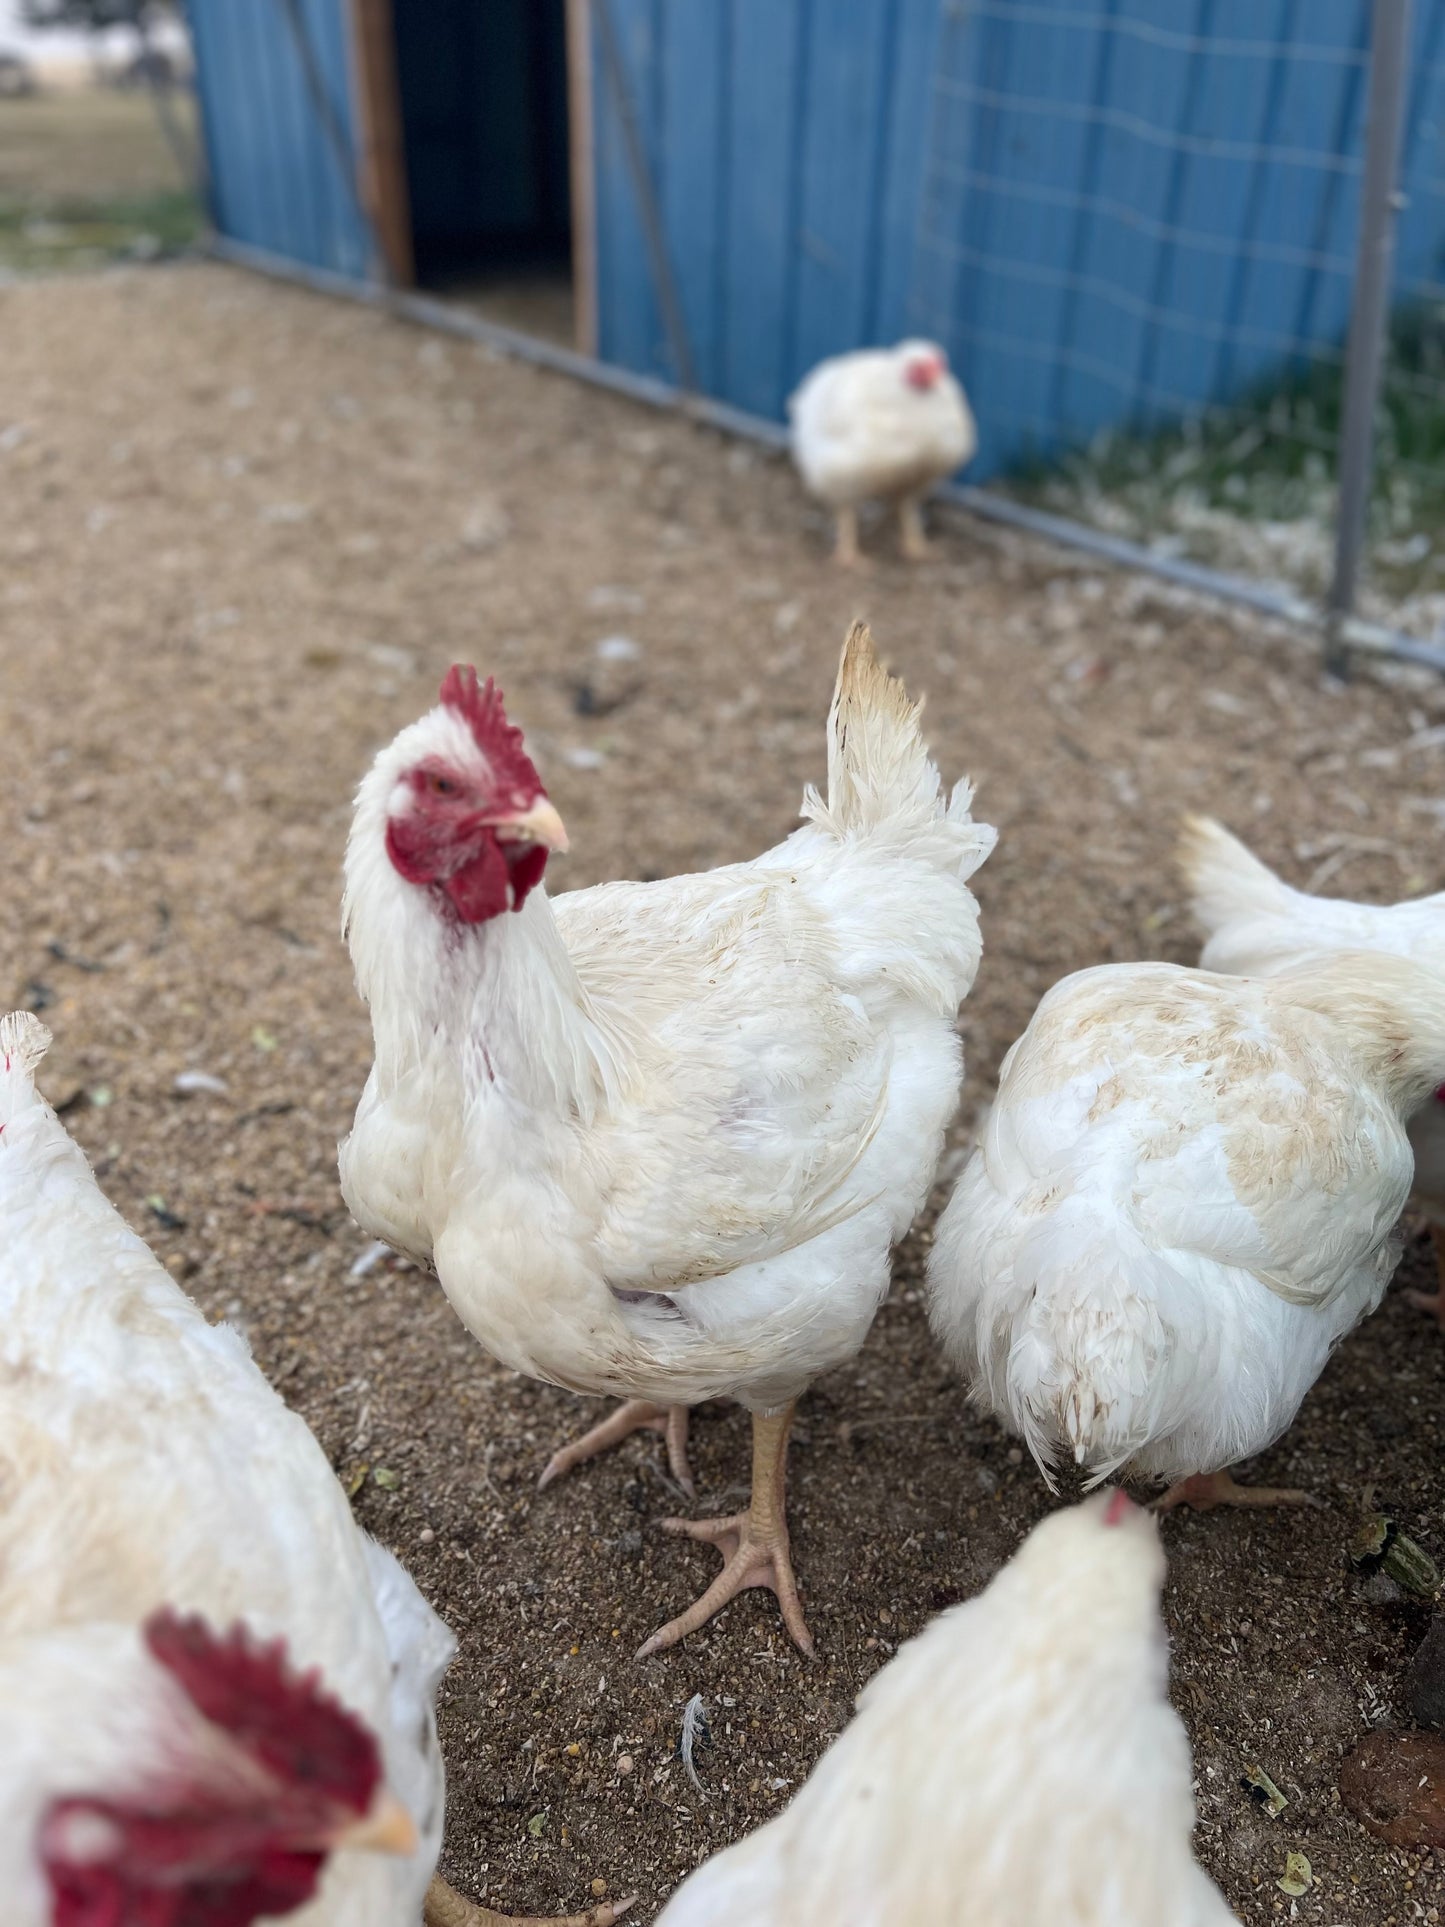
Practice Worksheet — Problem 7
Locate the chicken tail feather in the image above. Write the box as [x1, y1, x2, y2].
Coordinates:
[1177, 814, 1293, 937]
[804, 622, 992, 878]
[0, 1009, 52, 1127]
[823, 621, 931, 835]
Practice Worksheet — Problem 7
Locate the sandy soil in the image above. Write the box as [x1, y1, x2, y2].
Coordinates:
[3, 262, 1444, 1924]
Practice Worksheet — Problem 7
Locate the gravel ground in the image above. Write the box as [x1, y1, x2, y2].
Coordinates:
[4, 262, 1445, 1925]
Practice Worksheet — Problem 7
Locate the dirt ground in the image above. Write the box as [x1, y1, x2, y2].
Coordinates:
[4, 262, 1445, 1924]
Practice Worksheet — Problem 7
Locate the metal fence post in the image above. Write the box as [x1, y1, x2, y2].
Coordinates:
[1326, 0, 1413, 677]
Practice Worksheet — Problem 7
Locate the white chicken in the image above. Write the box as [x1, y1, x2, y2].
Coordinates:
[0, 1011, 626, 1927]
[341, 623, 994, 1656]
[655, 1491, 1236, 1926]
[926, 953, 1445, 1510]
[1181, 812, 1445, 1326]
[788, 340, 975, 565]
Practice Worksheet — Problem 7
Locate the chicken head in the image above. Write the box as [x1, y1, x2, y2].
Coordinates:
[40, 1610, 415, 1927]
[384, 666, 568, 925]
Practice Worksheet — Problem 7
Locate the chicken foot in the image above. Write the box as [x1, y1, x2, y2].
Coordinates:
[424, 1874, 634, 1927]
[1403, 1220, 1445, 1330]
[898, 493, 934, 562]
[538, 1399, 695, 1498]
[1151, 1469, 1324, 1513]
[637, 1402, 814, 1659]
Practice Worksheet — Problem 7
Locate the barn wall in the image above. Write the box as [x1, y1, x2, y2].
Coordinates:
[188, 0, 372, 280]
[592, 0, 1445, 482]
[593, 0, 942, 417]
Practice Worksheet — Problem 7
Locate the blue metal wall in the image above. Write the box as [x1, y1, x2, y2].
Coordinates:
[594, 0, 943, 418]
[594, 0, 1445, 481]
[188, 0, 372, 280]
[187, 0, 1445, 486]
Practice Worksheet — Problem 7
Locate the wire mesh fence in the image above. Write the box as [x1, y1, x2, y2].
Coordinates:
[909, 0, 1441, 655]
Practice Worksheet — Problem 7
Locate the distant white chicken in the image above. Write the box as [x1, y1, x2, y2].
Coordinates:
[656, 1491, 1236, 1926]
[1181, 813, 1445, 1326]
[927, 954, 1445, 1510]
[341, 625, 994, 1657]
[0, 1012, 625, 1927]
[788, 340, 975, 565]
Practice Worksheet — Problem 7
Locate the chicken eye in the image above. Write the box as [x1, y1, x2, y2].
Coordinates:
[426, 773, 461, 799]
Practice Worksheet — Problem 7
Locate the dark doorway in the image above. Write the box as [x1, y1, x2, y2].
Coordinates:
[391, 0, 574, 341]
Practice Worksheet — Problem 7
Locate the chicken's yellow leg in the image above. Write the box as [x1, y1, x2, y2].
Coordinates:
[898, 493, 934, 561]
[1404, 1221, 1445, 1330]
[637, 1402, 814, 1659]
[424, 1875, 634, 1926]
[1151, 1469, 1323, 1513]
[833, 503, 862, 568]
[538, 1399, 694, 1497]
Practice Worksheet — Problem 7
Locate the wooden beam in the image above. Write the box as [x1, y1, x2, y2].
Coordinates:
[566, 0, 599, 356]
[347, 0, 414, 287]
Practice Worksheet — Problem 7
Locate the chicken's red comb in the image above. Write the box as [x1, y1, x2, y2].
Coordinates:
[1103, 1488, 1135, 1526]
[145, 1609, 380, 1816]
[439, 664, 544, 804]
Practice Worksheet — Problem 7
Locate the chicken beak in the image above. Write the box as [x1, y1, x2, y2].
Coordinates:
[493, 796, 569, 853]
[328, 1791, 419, 1857]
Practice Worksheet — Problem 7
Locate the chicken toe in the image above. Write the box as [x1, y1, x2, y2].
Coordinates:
[1151, 1469, 1324, 1513]
[636, 1403, 814, 1658]
[425, 1874, 635, 1926]
[538, 1399, 694, 1496]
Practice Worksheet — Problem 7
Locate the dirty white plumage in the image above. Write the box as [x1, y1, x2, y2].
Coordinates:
[1180, 812, 1445, 1228]
[788, 341, 975, 561]
[341, 623, 994, 1650]
[926, 954, 1445, 1491]
[0, 1010, 453, 1927]
[655, 1493, 1236, 1927]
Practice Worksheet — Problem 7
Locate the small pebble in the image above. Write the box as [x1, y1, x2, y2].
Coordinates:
[617, 1755, 634, 1775]
[591, 1878, 608, 1898]
[418, 1527, 435, 1545]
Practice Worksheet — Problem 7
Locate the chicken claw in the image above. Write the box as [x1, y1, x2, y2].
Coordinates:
[1151, 1470, 1325, 1513]
[424, 1875, 635, 1926]
[538, 1399, 694, 1498]
[637, 1403, 814, 1659]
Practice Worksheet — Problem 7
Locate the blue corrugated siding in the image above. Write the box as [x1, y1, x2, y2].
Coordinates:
[596, 0, 939, 413]
[594, 0, 1445, 482]
[188, 0, 372, 279]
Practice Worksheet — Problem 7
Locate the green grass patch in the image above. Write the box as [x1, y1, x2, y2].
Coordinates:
[1008, 305, 1445, 606]
[0, 187, 201, 272]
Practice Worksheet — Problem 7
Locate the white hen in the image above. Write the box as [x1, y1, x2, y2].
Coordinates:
[927, 954, 1445, 1509]
[0, 1011, 624, 1927]
[1181, 813, 1445, 1326]
[656, 1491, 1236, 1927]
[788, 340, 975, 565]
[341, 623, 994, 1656]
